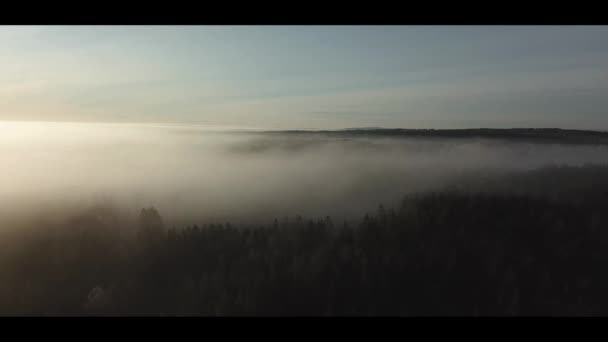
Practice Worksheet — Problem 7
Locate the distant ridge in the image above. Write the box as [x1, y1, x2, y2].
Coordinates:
[259, 128, 608, 145]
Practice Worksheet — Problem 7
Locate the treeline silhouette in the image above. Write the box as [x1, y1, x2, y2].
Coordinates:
[263, 128, 608, 146]
[2, 165, 608, 316]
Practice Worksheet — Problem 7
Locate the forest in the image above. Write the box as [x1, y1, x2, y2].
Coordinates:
[2, 163, 608, 316]
[262, 128, 608, 146]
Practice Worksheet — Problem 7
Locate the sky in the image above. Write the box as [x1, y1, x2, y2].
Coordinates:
[1, 25, 608, 130]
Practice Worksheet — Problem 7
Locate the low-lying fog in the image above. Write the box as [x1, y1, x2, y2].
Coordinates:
[2, 121, 608, 230]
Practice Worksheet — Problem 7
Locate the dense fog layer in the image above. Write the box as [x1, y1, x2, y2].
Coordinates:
[2, 122, 608, 229]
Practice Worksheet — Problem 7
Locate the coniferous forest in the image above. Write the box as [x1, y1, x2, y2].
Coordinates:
[2, 164, 608, 316]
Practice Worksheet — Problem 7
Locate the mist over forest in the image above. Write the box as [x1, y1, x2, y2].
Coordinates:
[2, 122, 608, 229]
[3, 122, 608, 316]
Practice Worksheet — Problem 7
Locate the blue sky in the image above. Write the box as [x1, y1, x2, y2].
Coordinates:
[1, 25, 608, 129]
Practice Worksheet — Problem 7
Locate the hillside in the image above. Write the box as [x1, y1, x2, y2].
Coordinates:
[260, 128, 608, 145]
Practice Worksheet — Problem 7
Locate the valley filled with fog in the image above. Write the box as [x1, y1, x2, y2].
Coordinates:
[4, 122, 608, 315]
[2, 122, 608, 230]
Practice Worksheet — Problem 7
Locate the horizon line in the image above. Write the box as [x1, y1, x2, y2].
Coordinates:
[0, 119, 606, 133]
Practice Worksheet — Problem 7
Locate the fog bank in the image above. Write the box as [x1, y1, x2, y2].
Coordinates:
[2, 122, 608, 229]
